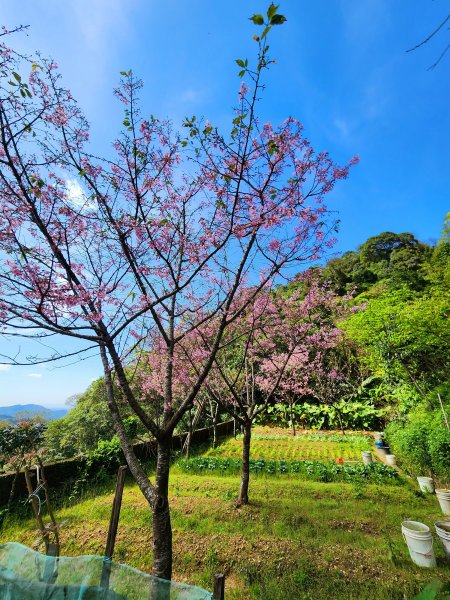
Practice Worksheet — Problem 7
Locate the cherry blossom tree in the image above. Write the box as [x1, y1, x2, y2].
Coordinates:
[196, 278, 345, 505]
[0, 6, 356, 577]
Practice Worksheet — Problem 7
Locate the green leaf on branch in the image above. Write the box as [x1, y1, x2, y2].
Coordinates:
[270, 14, 287, 25]
[261, 26, 271, 39]
[12, 71, 21, 83]
[267, 139, 280, 155]
[235, 59, 245, 67]
[267, 4, 279, 20]
[250, 14, 264, 26]
[238, 70, 245, 78]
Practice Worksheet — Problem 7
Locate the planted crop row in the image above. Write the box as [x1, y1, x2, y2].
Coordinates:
[177, 457, 402, 484]
[302, 433, 372, 447]
[238, 432, 371, 448]
[205, 440, 362, 461]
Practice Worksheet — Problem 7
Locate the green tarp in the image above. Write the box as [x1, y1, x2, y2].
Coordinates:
[0, 543, 212, 600]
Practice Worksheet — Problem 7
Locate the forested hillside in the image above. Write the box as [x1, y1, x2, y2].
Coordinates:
[321, 217, 450, 479]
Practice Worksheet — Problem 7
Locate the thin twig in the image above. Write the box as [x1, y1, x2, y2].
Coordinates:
[406, 14, 450, 52]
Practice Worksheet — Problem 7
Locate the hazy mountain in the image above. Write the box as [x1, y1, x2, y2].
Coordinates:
[0, 404, 67, 423]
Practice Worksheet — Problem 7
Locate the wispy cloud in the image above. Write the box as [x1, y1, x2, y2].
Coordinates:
[67, 0, 138, 94]
[66, 179, 96, 211]
[0, 364, 12, 372]
[71, 0, 132, 54]
[27, 373, 43, 379]
[180, 89, 202, 104]
[339, 0, 390, 49]
[333, 117, 351, 140]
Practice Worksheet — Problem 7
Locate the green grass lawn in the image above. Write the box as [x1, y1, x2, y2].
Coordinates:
[1, 429, 449, 599]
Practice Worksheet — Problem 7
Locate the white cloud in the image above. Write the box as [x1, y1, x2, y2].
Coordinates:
[27, 373, 43, 379]
[66, 179, 97, 211]
[0, 364, 12, 372]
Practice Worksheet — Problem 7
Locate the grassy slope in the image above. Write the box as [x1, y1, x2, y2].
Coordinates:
[1, 430, 448, 599]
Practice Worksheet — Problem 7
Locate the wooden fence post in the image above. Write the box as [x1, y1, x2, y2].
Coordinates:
[101, 465, 127, 589]
[213, 573, 225, 600]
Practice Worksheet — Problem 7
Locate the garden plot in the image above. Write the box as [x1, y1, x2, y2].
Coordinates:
[203, 426, 372, 463]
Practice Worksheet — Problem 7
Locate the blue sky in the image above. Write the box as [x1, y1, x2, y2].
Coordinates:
[0, 0, 449, 408]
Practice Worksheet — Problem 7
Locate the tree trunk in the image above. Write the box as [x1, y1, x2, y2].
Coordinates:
[211, 400, 219, 449]
[212, 415, 217, 449]
[237, 421, 251, 506]
[290, 404, 296, 437]
[336, 410, 345, 436]
[152, 440, 173, 580]
[100, 347, 169, 579]
[185, 410, 192, 459]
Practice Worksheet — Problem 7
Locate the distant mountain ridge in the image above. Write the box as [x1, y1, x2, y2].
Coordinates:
[0, 404, 67, 423]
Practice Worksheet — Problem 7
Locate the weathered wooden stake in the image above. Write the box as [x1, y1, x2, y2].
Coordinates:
[24, 465, 49, 554]
[38, 459, 60, 556]
[101, 465, 127, 589]
[43, 543, 58, 584]
[213, 573, 225, 600]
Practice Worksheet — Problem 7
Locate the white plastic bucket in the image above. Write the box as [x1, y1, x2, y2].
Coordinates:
[361, 451, 372, 465]
[417, 477, 435, 494]
[401, 521, 436, 568]
[436, 489, 450, 516]
[385, 454, 396, 466]
[435, 522, 450, 565]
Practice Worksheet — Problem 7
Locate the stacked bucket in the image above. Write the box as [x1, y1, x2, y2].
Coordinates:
[401, 521, 436, 568]
[402, 478, 450, 567]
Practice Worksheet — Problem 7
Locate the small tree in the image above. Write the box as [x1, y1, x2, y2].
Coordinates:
[0, 7, 356, 576]
[192, 279, 344, 505]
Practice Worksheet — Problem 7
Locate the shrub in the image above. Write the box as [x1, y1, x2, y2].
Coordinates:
[85, 436, 124, 476]
[256, 401, 387, 431]
[385, 405, 450, 482]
